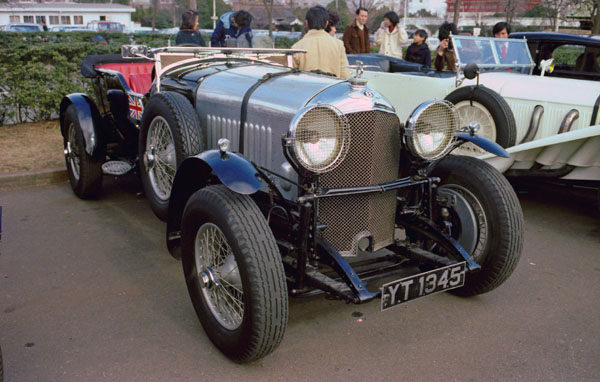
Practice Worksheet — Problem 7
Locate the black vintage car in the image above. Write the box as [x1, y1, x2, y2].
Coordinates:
[511, 32, 600, 81]
[60, 45, 524, 362]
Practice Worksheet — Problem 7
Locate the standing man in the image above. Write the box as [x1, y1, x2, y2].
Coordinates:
[493, 22, 510, 38]
[493, 22, 513, 63]
[292, 6, 350, 78]
[343, 7, 369, 54]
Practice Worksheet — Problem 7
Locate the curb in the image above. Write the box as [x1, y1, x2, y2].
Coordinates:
[0, 168, 68, 190]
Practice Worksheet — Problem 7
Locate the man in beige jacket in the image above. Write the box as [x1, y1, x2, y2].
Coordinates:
[292, 6, 350, 79]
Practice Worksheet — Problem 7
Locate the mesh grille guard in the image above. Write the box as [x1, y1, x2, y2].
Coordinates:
[319, 110, 401, 256]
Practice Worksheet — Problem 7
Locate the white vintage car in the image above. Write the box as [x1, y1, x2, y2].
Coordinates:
[350, 35, 600, 183]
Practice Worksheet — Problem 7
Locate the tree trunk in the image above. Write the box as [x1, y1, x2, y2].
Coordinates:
[264, 0, 273, 37]
[592, 1, 600, 34]
[152, 2, 156, 34]
[453, 0, 460, 25]
[189, 0, 196, 11]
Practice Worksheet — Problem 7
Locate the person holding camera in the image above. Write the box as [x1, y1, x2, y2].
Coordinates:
[434, 21, 458, 72]
[211, 10, 253, 48]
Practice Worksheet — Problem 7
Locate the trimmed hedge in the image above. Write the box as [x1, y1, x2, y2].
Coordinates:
[0, 31, 296, 124]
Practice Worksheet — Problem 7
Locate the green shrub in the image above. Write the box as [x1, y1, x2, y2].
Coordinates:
[0, 31, 298, 124]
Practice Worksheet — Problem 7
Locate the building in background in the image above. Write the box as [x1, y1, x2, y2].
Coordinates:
[446, 0, 542, 17]
[0, 1, 135, 29]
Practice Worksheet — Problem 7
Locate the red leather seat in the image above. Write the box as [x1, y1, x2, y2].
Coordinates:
[94, 62, 154, 94]
[128, 73, 153, 94]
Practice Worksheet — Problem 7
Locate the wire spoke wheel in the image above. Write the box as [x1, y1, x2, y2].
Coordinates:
[453, 100, 496, 156]
[66, 122, 81, 181]
[194, 223, 244, 330]
[439, 184, 488, 263]
[145, 116, 176, 201]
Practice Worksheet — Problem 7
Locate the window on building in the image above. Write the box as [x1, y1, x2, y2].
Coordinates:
[9, 15, 20, 23]
[49, 15, 59, 24]
[100, 15, 106, 21]
[73, 16, 83, 24]
[35, 16, 46, 24]
[61, 15, 71, 24]
[23, 16, 34, 23]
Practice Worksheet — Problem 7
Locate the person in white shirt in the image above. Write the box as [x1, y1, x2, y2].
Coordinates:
[374, 11, 409, 59]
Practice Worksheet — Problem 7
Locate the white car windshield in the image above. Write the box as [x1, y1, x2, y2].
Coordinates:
[452, 36, 535, 74]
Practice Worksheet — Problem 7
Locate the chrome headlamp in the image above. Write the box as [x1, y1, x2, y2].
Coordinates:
[405, 100, 459, 161]
[288, 105, 350, 173]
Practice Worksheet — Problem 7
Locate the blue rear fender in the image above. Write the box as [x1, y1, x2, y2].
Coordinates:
[60, 93, 103, 156]
[166, 150, 262, 259]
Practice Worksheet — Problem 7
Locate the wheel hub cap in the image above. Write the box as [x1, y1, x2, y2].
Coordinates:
[144, 146, 156, 172]
[199, 267, 220, 289]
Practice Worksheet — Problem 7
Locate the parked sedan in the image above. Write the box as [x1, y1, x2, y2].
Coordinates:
[510, 32, 600, 81]
[0, 23, 43, 32]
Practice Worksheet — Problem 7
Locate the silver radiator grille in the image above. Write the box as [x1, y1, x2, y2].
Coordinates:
[319, 110, 401, 256]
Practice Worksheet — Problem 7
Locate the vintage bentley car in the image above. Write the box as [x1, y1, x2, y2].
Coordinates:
[60, 45, 523, 362]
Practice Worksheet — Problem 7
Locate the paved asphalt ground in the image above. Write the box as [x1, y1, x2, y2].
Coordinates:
[0, 176, 598, 382]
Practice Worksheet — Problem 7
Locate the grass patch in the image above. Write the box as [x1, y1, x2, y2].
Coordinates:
[0, 121, 64, 173]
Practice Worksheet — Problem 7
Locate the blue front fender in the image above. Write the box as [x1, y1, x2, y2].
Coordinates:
[456, 133, 510, 158]
[197, 150, 262, 194]
[166, 150, 262, 259]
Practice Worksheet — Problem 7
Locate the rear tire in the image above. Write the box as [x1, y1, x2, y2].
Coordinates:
[446, 86, 516, 156]
[431, 156, 524, 296]
[63, 105, 103, 199]
[139, 92, 205, 221]
[181, 185, 288, 362]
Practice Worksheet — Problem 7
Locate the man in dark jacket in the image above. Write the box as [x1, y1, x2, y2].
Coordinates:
[176, 9, 206, 46]
[211, 10, 253, 47]
[405, 29, 431, 68]
[342, 7, 369, 54]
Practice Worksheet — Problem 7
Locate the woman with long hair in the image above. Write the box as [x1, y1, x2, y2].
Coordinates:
[374, 11, 408, 59]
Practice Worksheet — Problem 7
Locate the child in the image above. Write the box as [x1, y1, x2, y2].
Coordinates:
[405, 29, 431, 69]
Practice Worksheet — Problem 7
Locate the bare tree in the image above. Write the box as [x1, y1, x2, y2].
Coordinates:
[348, 0, 384, 15]
[263, 0, 274, 37]
[152, 0, 158, 33]
[453, 0, 460, 25]
[542, 0, 577, 31]
[581, 0, 600, 34]
[504, 0, 524, 24]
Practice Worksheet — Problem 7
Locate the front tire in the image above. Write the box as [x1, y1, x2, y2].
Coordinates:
[181, 185, 288, 363]
[431, 156, 524, 296]
[63, 105, 103, 199]
[446, 86, 516, 156]
[139, 92, 205, 221]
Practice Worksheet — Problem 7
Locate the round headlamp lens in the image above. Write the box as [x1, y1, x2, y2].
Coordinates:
[406, 101, 459, 160]
[290, 105, 350, 173]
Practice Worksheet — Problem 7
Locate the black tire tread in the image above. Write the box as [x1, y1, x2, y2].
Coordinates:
[64, 105, 103, 199]
[182, 185, 288, 363]
[434, 156, 524, 296]
[139, 91, 206, 221]
[446, 85, 517, 148]
[153, 92, 205, 156]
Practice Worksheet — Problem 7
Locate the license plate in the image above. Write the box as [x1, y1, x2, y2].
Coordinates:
[381, 262, 466, 311]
